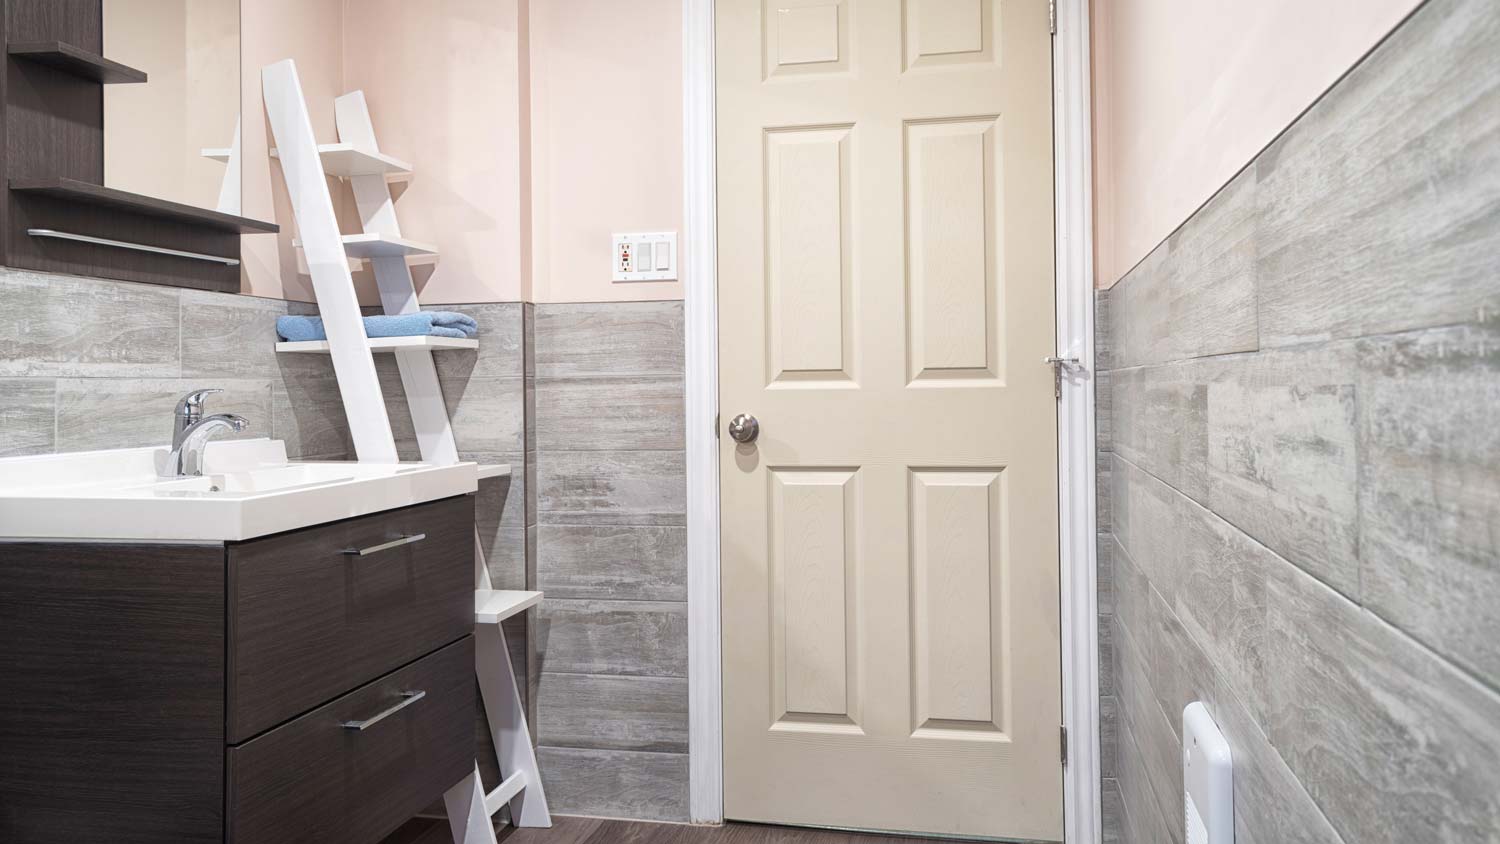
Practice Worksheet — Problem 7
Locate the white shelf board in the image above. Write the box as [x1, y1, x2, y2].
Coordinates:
[268, 144, 413, 180]
[201, 147, 233, 162]
[475, 589, 543, 625]
[291, 233, 439, 263]
[318, 143, 413, 179]
[276, 335, 479, 354]
[342, 233, 437, 259]
[477, 464, 511, 481]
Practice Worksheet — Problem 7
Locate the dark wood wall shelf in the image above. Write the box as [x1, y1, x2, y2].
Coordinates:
[10, 179, 278, 233]
[7, 40, 145, 83]
[0, 0, 263, 293]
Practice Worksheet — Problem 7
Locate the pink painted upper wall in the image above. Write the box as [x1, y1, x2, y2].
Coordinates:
[1091, 0, 1423, 289]
[236, 0, 682, 304]
[342, 0, 528, 305]
[528, 0, 684, 303]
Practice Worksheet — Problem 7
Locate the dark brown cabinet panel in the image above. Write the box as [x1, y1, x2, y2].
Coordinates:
[227, 495, 475, 742]
[0, 541, 227, 843]
[227, 637, 477, 844]
[0, 496, 477, 843]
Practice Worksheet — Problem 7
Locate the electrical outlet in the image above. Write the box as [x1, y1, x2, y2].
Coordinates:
[612, 232, 677, 282]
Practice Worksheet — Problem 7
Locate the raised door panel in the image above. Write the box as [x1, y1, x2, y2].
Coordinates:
[906, 117, 1002, 384]
[910, 468, 1007, 737]
[769, 467, 860, 728]
[765, 126, 854, 386]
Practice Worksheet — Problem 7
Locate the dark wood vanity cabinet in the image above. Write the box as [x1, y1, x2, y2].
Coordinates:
[0, 495, 477, 844]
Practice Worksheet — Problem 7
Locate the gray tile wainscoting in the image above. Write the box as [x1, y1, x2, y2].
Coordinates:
[0, 270, 348, 460]
[1096, 0, 1500, 841]
[531, 301, 690, 821]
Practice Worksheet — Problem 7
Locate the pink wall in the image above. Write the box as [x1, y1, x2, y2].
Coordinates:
[1091, 0, 1422, 289]
[239, 0, 349, 302]
[238, 0, 682, 305]
[527, 0, 683, 303]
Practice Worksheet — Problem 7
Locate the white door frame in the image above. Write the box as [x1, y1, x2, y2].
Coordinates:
[680, 0, 1099, 838]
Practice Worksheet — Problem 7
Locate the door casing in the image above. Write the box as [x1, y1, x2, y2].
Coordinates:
[679, 0, 1100, 839]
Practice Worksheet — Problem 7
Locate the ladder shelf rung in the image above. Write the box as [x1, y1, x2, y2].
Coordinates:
[275, 335, 478, 354]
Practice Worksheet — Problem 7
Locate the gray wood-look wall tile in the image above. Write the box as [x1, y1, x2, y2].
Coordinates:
[1094, 289, 1113, 372]
[56, 378, 271, 452]
[1106, 169, 1259, 370]
[1116, 717, 1177, 844]
[476, 457, 526, 589]
[537, 746, 689, 822]
[534, 302, 685, 378]
[537, 525, 687, 601]
[180, 289, 289, 380]
[443, 377, 526, 455]
[1201, 346, 1360, 599]
[1254, 0, 1500, 348]
[0, 379, 55, 457]
[1101, 777, 1124, 844]
[431, 302, 523, 380]
[1097, 531, 1115, 617]
[536, 450, 686, 526]
[1111, 361, 1210, 501]
[272, 376, 351, 460]
[1099, 694, 1118, 780]
[1114, 457, 1269, 723]
[535, 599, 688, 678]
[0, 270, 181, 378]
[1357, 321, 1500, 689]
[1113, 612, 1183, 844]
[1265, 560, 1500, 843]
[535, 673, 688, 753]
[1151, 585, 1344, 844]
[534, 376, 684, 451]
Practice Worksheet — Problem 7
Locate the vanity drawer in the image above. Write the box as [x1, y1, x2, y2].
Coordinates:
[226, 635, 475, 844]
[227, 495, 474, 742]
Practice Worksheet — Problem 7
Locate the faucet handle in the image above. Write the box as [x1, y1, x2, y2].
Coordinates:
[175, 388, 223, 424]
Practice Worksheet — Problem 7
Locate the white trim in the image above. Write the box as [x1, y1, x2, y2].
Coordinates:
[1054, 1, 1102, 842]
[683, 0, 724, 825]
[680, 0, 1099, 835]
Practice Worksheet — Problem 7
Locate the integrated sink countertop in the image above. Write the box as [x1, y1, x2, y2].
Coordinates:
[0, 439, 494, 541]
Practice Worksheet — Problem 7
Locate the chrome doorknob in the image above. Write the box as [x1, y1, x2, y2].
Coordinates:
[727, 413, 760, 444]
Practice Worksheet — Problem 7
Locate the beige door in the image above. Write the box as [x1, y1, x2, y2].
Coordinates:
[717, 0, 1061, 839]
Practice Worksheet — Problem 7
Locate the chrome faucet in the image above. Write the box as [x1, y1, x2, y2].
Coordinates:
[164, 390, 249, 478]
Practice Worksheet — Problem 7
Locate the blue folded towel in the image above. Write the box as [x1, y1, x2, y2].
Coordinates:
[276, 312, 478, 342]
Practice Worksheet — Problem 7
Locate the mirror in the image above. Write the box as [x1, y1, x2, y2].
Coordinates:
[101, 0, 241, 214]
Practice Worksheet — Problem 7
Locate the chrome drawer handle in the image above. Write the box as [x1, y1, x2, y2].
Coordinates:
[340, 690, 426, 731]
[342, 533, 426, 556]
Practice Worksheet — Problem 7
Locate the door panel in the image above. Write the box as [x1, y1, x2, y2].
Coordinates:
[718, 0, 1061, 839]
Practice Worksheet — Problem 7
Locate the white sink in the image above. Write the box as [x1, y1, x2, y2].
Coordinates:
[0, 439, 486, 541]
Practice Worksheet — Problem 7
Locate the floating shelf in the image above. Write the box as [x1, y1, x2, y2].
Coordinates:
[317, 144, 412, 179]
[200, 148, 233, 162]
[8, 41, 147, 84]
[268, 144, 412, 180]
[474, 590, 542, 625]
[477, 464, 511, 481]
[9, 178, 278, 234]
[294, 232, 438, 262]
[275, 335, 478, 354]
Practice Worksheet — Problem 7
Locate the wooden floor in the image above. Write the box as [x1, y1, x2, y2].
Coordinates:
[387, 815, 963, 844]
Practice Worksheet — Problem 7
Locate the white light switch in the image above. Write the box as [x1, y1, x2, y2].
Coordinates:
[612, 232, 677, 282]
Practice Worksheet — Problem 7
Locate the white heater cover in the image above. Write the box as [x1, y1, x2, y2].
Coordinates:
[1183, 701, 1234, 844]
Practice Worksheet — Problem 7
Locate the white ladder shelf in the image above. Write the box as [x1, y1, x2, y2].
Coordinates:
[261, 59, 549, 843]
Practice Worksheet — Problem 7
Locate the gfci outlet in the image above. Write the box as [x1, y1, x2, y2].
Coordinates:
[613, 232, 677, 282]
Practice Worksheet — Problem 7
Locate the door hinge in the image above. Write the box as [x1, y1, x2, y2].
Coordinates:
[1049, 0, 1056, 35]
[1061, 725, 1069, 765]
[714, 411, 720, 439]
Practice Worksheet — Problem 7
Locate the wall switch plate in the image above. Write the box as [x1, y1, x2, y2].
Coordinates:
[1183, 702, 1233, 844]
[613, 232, 677, 282]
